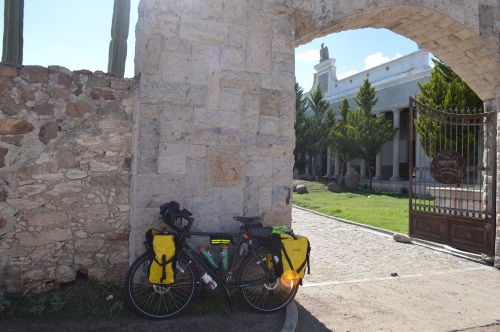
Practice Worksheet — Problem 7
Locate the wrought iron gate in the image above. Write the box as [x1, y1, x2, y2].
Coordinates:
[408, 97, 496, 256]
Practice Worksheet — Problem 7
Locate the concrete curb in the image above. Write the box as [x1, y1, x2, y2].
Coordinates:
[292, 205, 487, 264]
[281, 300, 298, 332]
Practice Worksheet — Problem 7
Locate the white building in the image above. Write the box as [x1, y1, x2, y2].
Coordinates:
[303, 47, 432, 192]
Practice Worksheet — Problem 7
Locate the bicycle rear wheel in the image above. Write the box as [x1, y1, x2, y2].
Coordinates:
[237, 246, 299, 313]
[125, 252, 199, 319]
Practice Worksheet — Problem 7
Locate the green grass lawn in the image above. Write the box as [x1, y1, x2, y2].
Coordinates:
[293, 181, 410, 234]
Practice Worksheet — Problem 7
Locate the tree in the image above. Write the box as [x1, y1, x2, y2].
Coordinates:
[294, 82, 309, 173]
[304, 85, 335, 174]
[415, 58, 483, 158]
[331, 78, 396, 189]
[330, 98, 355, 173]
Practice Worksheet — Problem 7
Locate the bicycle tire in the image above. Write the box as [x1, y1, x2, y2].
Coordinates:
[125, 252, 199, 319]
[237, 246, 299, 313]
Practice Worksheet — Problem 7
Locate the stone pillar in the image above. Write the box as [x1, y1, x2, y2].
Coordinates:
[373, 152, 382, 180]
[391, 109, 402, 181]
[334, 153, 341, 178]
[326, 147, 332, 176]
[346, 160, 352, 170]
[131, 0, 296, 258]
[360, 160, 366, 179]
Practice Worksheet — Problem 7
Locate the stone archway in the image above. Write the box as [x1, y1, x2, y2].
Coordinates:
[294, 2, 500, 101]
[131, 0, 499, 266]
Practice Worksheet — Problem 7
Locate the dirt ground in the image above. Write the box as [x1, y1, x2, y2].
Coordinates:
[1, 308, 286, 332]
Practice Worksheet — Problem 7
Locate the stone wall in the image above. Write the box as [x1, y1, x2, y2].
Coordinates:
[0, 63, 138, 292]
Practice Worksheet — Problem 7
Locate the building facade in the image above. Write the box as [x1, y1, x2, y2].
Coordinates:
[303, 47, 432, 192]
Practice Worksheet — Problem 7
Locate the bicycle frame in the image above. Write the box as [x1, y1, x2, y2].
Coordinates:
[178, 231, 269, 290]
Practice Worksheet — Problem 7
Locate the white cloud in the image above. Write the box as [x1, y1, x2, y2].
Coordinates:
[337, 70, 359, 80]
[364, 52, 402, 70]
[296, 50, 320, 64]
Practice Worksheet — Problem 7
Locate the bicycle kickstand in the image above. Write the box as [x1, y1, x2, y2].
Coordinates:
[225, 289, 235, 312]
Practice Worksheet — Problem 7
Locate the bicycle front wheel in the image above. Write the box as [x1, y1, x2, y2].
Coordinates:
[237, 246, 299, 313]
[125, 252, 199, 319]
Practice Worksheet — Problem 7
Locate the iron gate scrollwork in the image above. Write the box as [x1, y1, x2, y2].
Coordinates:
[408, 97, 496, 256]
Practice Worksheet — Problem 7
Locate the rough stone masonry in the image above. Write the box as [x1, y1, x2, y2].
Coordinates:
[1, 0, 499, 293]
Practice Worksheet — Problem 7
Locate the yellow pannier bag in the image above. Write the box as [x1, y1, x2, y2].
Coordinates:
[279, 234, 310, 281]
[145, 229, 177, 285]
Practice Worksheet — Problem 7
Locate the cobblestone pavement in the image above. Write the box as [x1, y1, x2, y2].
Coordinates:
[291, 207, 500, 332]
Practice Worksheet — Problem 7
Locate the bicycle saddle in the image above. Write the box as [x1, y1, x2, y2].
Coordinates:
[233, 216, 261, 225]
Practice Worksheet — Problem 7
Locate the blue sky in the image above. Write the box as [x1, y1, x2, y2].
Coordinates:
[1, 1, 418, 86]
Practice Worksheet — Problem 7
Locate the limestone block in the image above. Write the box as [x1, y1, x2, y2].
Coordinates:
[195, 108, 241, 129]
[138, 122, 159, 173]
[16, 184, 46, 197]
[243, 176, 260, 216]
[141, 80, 208, 108]
[227, 24, 247, 47]
[16, 228, 73, 246]
[328, 182, 341, 193]
[220, 88, 243, 113]
[180, 17, 227, 45]
[76, 204, 110, 220]
[24, 212, 68, 227]
[241, 91, 260, 134]
[192, 188, 222, 226]
[246, 156, 273, 177]
[222, 0, 248, 25]
[75, 135, 102, 146]
[108, 243, 129, 265]
[260, 89, 281, 117]
[186, 157, 206, 196]
[273, 157, 294, 182]
[246, 29, 272, 74]
[271, 64, 295, 92]
[220, 70, 261, 92]
[272, 184, 292, 207]
[258, 178, 273, 213]
[0, 119, 35, 135]
[158, 142, 205, 174]
[191, 126, 241, 147]
[247, 9, 272, 31]
[272, 15, 294, 41]
[246, 135, 294, 157]
[207, 70, 221, 110]
[272, 51, 294, 67]
[21, 269, 47, 282]
[162, 50, 193, 83]
[206, 146, 245, 188]
[221, 187, 244, 221]
[261, 208, 292, 227]
[260, 116, 280, 136]
[221, 46, 246, 71]
[272, 38, 294, 53]
[135, 174, 186, 208]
